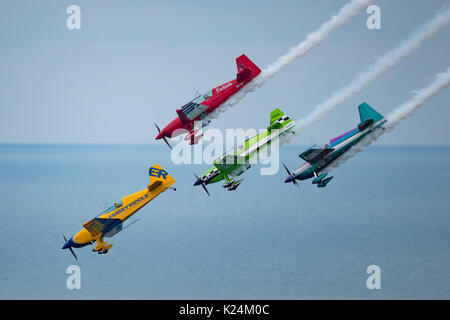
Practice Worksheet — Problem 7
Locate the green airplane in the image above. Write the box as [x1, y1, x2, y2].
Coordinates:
[194, 108, 296, 195]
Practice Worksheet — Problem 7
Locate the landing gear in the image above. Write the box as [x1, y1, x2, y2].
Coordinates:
[92, 238, 113, 255]
[185, 130, 203, 145]
[224, 179, 243, 191]
[312, 172, 334, 188]
[222, 178, 236, 189]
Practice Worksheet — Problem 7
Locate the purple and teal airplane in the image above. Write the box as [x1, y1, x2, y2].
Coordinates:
[283, 102, 386, 188]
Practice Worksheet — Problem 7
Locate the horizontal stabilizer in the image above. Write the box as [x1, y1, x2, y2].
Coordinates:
[357, 118, 374, 131]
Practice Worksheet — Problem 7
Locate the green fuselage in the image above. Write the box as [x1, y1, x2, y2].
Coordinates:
[200, 121, 295, 186]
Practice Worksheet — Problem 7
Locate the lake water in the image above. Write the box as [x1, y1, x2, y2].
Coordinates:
[0, 144, 449, 299]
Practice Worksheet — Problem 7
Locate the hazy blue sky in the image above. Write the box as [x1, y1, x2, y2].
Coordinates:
[0, 0, 449, 145]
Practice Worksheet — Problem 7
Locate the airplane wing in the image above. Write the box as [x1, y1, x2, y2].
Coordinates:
[213, 154, 246, 173]
[176, 109, 191, 124]
[82, 218, 122, 237]
[299, 148, 334, 164]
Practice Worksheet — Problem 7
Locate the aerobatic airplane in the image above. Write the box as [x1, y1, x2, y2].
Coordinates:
[194, 108, 296, 195]
[155, 54, 261, 148]
[283, 103, 386, 188]
[62, 164, 176, 259]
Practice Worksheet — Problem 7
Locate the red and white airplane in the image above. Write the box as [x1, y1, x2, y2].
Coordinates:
[155, 54, 261, 147]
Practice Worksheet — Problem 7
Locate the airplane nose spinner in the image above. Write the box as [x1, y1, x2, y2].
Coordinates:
[193, 178, 203, 186]
[284, 175, 294, 183]
[62, 234, 79, 260]
[62, 238, 73, 250]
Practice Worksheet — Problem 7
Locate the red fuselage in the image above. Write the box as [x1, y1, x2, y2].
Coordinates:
[155, 54, 261, 142]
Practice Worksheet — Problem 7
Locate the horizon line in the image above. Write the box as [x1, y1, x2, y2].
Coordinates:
[0, 142, 449, 148]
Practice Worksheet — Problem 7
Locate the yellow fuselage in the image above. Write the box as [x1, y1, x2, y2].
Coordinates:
[62, 164, 176, 257]
[73, 188, 157, 246]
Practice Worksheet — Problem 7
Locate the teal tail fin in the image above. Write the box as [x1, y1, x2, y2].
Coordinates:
[358, 102, 384, 123]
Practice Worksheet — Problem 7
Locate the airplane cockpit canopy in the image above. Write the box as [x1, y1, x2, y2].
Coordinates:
[98, 200, 123, 216]
[181, 90, 213, 120]
[191, 90, 213, 105]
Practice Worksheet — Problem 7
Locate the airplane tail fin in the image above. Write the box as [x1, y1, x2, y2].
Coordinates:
[269, 108, 285, 125]
[267, 108, 295, 131]
[358, 102, 384, 123]
[236, 54, 261, 82]
[148, 164, 176, 191]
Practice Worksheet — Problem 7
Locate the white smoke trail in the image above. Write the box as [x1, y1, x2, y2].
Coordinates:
[295, 7, 450, 135]
[205, 0, 373, 121]
[385, 67, 450, 130]
[259, 0, 373, 83]
[325, 67, 450, 172]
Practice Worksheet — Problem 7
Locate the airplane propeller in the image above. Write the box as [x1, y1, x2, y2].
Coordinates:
[282, 163, 299, 186]
[154, 123, 172, 150]
[62, 234, 78, 261]
[193, 172, 210, 197]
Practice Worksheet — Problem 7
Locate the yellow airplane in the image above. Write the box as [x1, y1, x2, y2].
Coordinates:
[62, 164, 176, 259]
